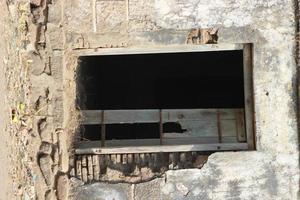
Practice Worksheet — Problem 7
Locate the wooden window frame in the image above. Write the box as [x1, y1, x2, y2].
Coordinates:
[75, 44, 255, 155]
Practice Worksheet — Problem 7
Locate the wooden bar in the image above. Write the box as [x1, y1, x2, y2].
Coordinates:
[92, 155, 100, 181]
[122, 154, 127, 164]
[76, 156, 82, 179]
[81, 156, 88, 182]
[140, 154, 145, 166]
[116, 154, 121, 163]
[75, 143, 248, 155]
[104, 110, 159, 124]
[159, 109, 163, 145]
[76, 44, 244, 57]
[236, 110, 246, 142]
[99, 155, 105, 174]
[80, 109, 242, 125]
[216, 109, 222, 143]
[243, 44, 255, 150]
[127, 154, 133, 164]
[75, 136, 239, 148]
[87, 155, 93, 182]
[81, 110, 102, 125]
[101, 111, 105, 147]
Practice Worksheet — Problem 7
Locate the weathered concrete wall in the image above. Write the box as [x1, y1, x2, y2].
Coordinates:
[2, 0, 68, 199]
[3, 0, 299, 199]
[0, 1, 15, 199]
[63, 0, 300, 199]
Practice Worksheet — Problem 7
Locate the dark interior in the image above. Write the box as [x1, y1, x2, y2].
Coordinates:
[77, 50, 245, 141]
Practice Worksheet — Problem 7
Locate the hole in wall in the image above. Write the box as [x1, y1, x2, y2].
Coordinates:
[71, 47, 254, 184]
[77, 51, 244, 110]
[76, 51, 245, 141]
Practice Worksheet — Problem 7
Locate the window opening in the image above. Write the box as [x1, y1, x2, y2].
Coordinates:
[75, 45, 254, 154]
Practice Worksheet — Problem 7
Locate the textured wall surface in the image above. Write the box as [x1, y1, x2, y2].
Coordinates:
[2, 0, 299, 199]
[0, 1, 14, 199]
[64, 0, 299, 199]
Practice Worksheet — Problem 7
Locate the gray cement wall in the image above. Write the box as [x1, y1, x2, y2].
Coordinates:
[4, 0, 299, 199]
[64, 0, 300, 199]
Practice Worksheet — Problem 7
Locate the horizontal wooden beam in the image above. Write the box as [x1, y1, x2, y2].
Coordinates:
[80, 109, 243, 125]
[76, 43, 244, 56]
[76, 136, 239, 148]
[75, 143, 248, 154]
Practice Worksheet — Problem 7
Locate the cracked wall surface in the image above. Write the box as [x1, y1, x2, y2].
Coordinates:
[1, 0, 300, 199]
[65, 0, 299, 199]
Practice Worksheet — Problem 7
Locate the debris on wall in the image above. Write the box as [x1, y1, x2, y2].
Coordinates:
[73, 152, 209, 184]
[186, 28, 219, 44]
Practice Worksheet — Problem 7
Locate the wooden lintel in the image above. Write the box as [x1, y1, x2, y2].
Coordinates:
[75, 43, 244, 57]
[75, 143, 248, 155]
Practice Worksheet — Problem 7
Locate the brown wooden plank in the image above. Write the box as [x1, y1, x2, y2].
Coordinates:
[180, 152, 186, 163]
[81, 155, 88, 182]
[92, 155, 100, 181]
[101, 111, 106, 147]
[116, 154, 121, 164]
[76, 156, 82, 180]
[75, 143, 248, 154]
[134, 154, 140, 166]
[220, 119, 238, 137]
[159, 109, 163, 145]
[81, 155, 87, 167]
[236, 110, 246, 142]
[164, 120, 218, 138]
[81, 110, 244, 141]
[99, 155, 105, 174]
[80, 109, 244, 125]
[105, 110, 159, 124]
[168, 153, 175, 169]
[127, 154, 133, 164]
[162, 109, 238, 121]
[76, 44, 244, 57]
[75, 137, 239, 148]
[122, 154, 127, 164]
[87, 155, 93, 182]
[243, 44, 255, 150]
[81, 110, 102, 125]
[110, 154, 117, 164]
[82, 168, 88, 182]
[145, 153, 151, 166]
[217, 110, 222, 143]
[140, 153, 145, 166]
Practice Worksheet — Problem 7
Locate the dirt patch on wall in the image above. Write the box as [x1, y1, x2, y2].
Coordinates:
[73, 152, 210, 184]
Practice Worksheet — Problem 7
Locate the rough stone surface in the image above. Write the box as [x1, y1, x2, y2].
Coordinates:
[39, 142, 52, 154]
[134, 177, 162, 200]
[48, 0, 62, 25]
[39, 154, 54, 186]
[56, 174, 69, 200]
[96, 1, 127, 33]
[67, 0, 299, 199]
[76, 152, 298, 200]
[64, 0, 93, 33]
[1, 0, 299, 199]
[73, 183, 133, 200]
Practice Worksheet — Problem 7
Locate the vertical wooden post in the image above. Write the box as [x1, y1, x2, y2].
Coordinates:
[159, 109, 163, 145]
[235, 110, 246, 142]
[243, 44, 255, 150]
[216, 109, 222, 143]
[101, 110, 106, 147]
